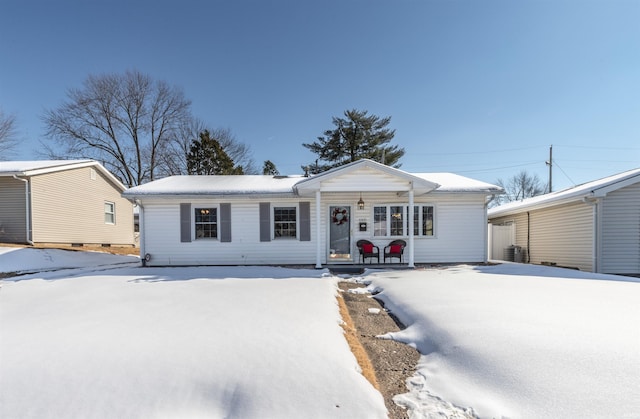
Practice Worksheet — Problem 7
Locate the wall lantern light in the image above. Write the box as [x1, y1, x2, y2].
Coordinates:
[357, 193, 365, 210]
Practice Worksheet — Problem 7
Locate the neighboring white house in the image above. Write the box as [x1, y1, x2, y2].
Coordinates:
[0, 160, 134, 247]
[488, 168, 640, 276]
[123, 159, 502, 267]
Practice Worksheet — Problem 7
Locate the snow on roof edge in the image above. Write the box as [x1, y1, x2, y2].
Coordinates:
[489, 167, 640, 217]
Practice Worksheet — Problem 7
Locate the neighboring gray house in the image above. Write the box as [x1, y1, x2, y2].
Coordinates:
[0, 160, 134, 247]
[123, 159, 502, 267]
[488, 168, 640, 275]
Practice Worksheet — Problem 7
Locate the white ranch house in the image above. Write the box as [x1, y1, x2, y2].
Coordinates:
[123, 159, 502, 267]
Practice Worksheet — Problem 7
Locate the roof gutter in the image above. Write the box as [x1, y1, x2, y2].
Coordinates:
[123, 192, 298, 201]
[12, 175, 34, 245]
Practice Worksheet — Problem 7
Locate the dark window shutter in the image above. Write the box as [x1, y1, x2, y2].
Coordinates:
[180, 203, 191, 242]
[220, 203, 232, 242]
[259, 202, 271, 242]
[299, 202, 311, 241]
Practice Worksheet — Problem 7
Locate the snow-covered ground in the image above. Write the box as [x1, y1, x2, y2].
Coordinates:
[2, 247, 639, 418]
[0, 246, 140, 275]
[0, 248, 386, 419]
[362, 264, 640, 418]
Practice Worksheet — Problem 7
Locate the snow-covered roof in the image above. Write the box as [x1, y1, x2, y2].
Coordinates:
[0, 160, 94, 175]
[0, 160, 127, 191]
[489, 167, 640, 217]
[414, 173, 503, 193]
[123, 166, 501, 199]
[123, 175, 304, 198]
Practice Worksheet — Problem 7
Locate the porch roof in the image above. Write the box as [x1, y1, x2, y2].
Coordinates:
[294, 159, 440, 196]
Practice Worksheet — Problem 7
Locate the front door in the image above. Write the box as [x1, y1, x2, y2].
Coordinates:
[329, 205, 351, 261]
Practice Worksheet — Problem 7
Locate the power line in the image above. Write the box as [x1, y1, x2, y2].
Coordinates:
[409, 145, 546, 157]
[552, 160, 576, 187]
[554, 144, 640, 151]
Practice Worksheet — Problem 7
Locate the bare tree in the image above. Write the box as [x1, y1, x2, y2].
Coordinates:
[491, 170, 547, 207]
[155, 117, 207, 177]
[213, 127, 257, 174]
[0, 109, 18, 158]
[42, 70, 192, 187]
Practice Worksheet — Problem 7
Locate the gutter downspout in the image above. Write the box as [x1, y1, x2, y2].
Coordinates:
[13, 175, 33, 245]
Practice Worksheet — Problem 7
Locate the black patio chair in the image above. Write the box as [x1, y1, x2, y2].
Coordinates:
[356, 239, 380, 264]
[384, 239, 406, 263]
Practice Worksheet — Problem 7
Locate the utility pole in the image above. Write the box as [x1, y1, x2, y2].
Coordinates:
[546, 145, 553, 193]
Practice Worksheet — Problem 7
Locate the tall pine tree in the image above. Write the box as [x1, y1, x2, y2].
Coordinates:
[187, 130, 243, 175]
[302, 109, 404, 174]
[262, 160, 279, 175]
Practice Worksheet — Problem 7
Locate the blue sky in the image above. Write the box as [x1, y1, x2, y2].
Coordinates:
[1, 0, 638, 191]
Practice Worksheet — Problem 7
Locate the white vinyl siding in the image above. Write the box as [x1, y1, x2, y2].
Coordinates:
[141, 200, 316, 266]
[139, 191, 489, 266]
[418, 197, 486, 263]
[600, 182, 640, 274]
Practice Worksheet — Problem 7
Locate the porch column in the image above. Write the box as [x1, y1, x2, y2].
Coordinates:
[408, 187, 415, 268]
[315, 190, 322, 268]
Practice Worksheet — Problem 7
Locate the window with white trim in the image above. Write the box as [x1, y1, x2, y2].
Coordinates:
[274, 206, 297, 238]
[373, 205, 435, 237]
[414, 205, 434, 236]
[373, 206, 387, 236]
[195, 207, 218, 239]
[104, 202, 115, 224]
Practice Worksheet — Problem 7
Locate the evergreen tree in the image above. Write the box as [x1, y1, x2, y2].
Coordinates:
[187, 130, 243, 175]
[262, 160, 279, 175]
[302, 109, 404, 173]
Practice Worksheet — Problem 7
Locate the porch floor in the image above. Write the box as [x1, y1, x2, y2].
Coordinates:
[325, 263, 412, 275]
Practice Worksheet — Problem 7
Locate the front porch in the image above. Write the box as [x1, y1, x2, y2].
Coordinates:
[324, 263, 413, 275]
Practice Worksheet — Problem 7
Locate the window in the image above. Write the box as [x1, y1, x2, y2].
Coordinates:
[373, 205, 435, 237]
[373, 206, 387, 236]
[274, 206, 296, 238]
[104, 202, 115, 224]
[414, 206, 434, 236]
[390, 206, 404, 236]
[195, 207, 217, 239]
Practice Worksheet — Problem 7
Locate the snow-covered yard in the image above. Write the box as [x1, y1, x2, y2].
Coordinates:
[363, 264, 640, 418]
[2, 247, 639, 418]
[0, 248, 386, 419]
